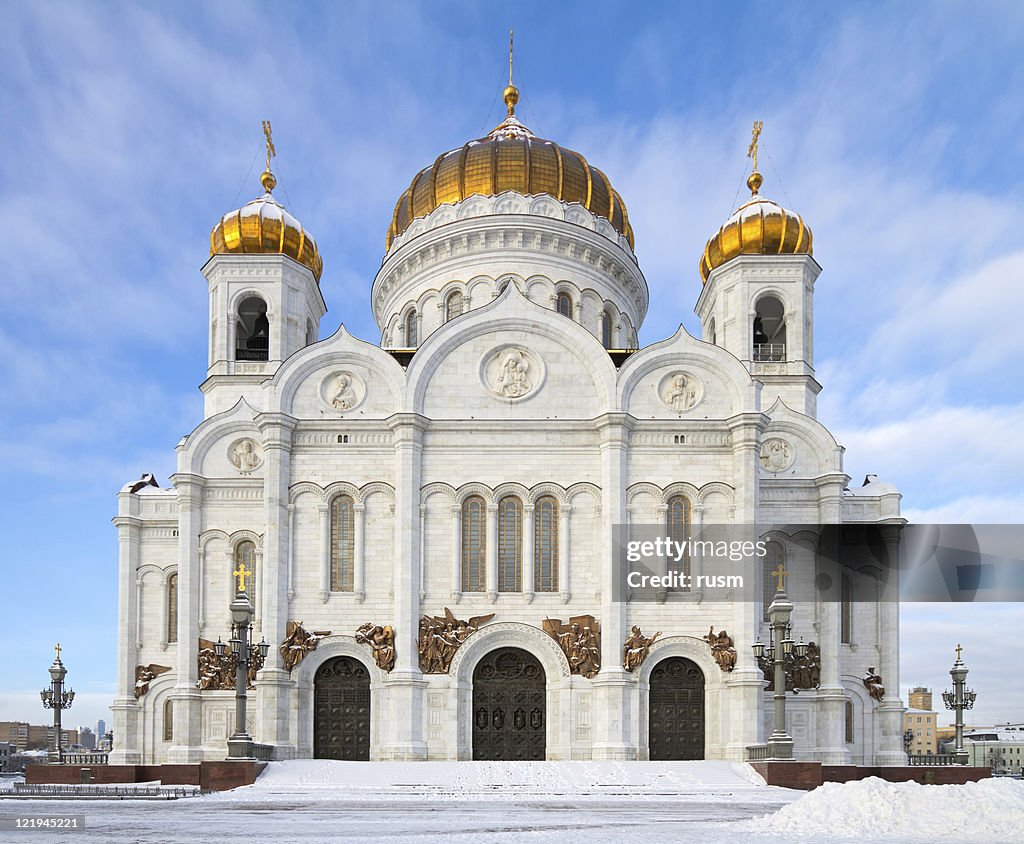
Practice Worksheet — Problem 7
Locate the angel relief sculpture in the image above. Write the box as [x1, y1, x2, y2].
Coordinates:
[355, 622, 395, 673]
[417, 608, 494, 674]
[279, 621, 331, 673]
[134, 663, 171, 699]
[703, 626, 737, 672]
[623, 626, 660, 672]
[544, 615, 601, 678]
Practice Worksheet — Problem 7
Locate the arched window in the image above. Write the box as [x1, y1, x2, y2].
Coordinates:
[753, 295, 786, 361]
[666, 495, 691, 584]
[330, 495, 355, 592]
[445, 291, 464, 322]
[234, 540, 257, 616]
[763, 541, 784, 620]
[235, 296, 269, 361]
[534, 496, 559, 592]
[166, 573, 178, 644]
[556, 291, 572, 317]
[461, 496, 486, 592]
[845, 700, 855, 743]
[497, 496, 522, 592]
[841, 574, 853, 643]
[405, 309, 418, 346]
[163, 699, 174, 742]
[708, 317, 717, 345]
[601, 309, 613, 348]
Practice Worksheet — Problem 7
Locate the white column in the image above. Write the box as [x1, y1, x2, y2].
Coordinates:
[136, 576, 145, 650]
[110, 498, 142, 765]
[318, 503, 330, 603]
[354, 502, 366, 602]
[255, 412, 298, 753]
[592, 414, 634, 760]
[197, 546, 206, 633]
[558, 504, 572, 603]
[255, 548, 265, 634]
[450, 504, 462, 602]
[167, 473, 204, 764]
[522, 503, 535, 600]
[286, 504, 295, 602]
[874, 525, 906, 765]
[485, 503, 498, 602]
[815, 480, 849, 763]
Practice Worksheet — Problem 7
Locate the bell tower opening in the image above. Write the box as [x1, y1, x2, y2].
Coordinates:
[235, 295, 269, 362]
[753, 295, 786, 362]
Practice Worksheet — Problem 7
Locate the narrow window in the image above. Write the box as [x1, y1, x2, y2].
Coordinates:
[497, 496, 522, 592]
[405, 310, 418, 346]
[764, 541, 783, 620]
[753, 295, 786, 361]
[166, 573, 178, 644]
[556, 291, 572, 317]
[841, 574, 853, 643]
[666, 495, 691, 584]
[534, 496, 559, 592]
[235, 296, 269, 362]
[461, 496, 486, 592]
[330, 495, 355, 592]
[163, 699, 174, 742]
[601, 310, 613, 348]
[445, 291, 464, 322]
[845, 700, 854, 744]
[234, 540, 257, 616]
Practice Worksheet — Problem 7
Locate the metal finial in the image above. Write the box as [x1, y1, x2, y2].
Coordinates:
[509, 27, 514, 86]
[233, 562, 253, 593]
[771, 563, 788, 592]
[260, 120, 277, 192]
[956, 643, 963, 661]
[747, 120, 764, 195]
[502, 27, 520, 116]
[54, 643, 62, 661]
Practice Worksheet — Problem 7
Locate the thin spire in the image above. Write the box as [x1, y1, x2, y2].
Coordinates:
[502, 27, 519, 116]
[746, 120, 764, 195]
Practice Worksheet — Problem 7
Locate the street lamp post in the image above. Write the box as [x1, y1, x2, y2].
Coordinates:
[903, 728, 915, 758]
[751, 564, 809, 760]
[39, 643, 74, 764]
[225, 562, 270, 760]
[942, 643, 977, 766]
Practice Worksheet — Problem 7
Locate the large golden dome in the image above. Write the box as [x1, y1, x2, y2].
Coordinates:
[210, 168, 323, 282]
[699, 170, 812, 283]
[386, 85, 634, 251]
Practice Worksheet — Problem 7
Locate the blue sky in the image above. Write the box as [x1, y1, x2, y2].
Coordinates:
[1, 1, 1021, 732]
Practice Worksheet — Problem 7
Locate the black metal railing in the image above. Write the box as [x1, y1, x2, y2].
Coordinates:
[9, 783, 201, 799]
[908, 753, 960, 766]
[61, 752, 108, 765]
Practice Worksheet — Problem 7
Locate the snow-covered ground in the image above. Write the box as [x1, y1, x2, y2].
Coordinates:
[2, 761, 1020, 844]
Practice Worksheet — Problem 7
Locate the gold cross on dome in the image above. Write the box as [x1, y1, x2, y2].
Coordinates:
[233, 563, 253, 593]
[262, 120, 276, 173]
[956, 643, 963, 660]
[54, 643, 62, 661]
[747, 120, 763, 172]
[771, 563, 788, 591]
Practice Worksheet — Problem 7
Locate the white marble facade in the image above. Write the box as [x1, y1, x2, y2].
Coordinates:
[111, 185, 905, 766]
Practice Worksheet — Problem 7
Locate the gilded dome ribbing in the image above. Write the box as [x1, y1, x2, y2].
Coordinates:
[210, 167, 323, 282]
[699, 170, 812, 283]
[386, 84, 634, 251]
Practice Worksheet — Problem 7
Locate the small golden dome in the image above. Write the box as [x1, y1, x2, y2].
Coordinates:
[210, 162, 322, 281]
[699, 170, 812, 283]
[386, 89, 633, 251]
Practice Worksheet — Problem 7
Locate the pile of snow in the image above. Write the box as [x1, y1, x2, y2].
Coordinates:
[220, 759, 780, 802]
[753, 776, 1024, 838]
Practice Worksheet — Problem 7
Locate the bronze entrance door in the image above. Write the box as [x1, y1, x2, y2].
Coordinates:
[314, 656, 370, 760]
[472, 647, 546, 760]
[648, 656, 705, 760]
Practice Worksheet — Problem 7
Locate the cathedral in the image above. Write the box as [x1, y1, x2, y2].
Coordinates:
[111, 73, 905, 767]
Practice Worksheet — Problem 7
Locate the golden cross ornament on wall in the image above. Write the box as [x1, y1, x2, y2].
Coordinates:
[747, 120, 763, 172]
[771, 563, 788, 592]
[233, 563, 253, 593]
[262, 120, 276, 173]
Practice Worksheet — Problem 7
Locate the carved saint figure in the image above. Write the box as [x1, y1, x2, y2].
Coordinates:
[279, 621, 331, 673]
[704, 626, 737, 672]
[759, 439, 792, 472]
[494, 349, 531, 397]
[544, 615, 601, 679]
[230, 439, 261, 472]
[196, 639, 239, 690]
[417, 608, 494, 673]
[863, 666, 885, 701]
[355, 622, 396, 673]
[134, 664, 170, 699]
[330, 373, 356, 410]
[623, 625, 660, 672]
[664, 372, 698, 411]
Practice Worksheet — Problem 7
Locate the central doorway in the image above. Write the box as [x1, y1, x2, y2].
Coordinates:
[313, 656, 370, 760]
[472, 647, 546, 760]
[648, 656, 705, 760]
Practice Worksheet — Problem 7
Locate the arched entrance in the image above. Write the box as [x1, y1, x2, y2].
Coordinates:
[472, 647, 545, 760]
[314, 656, 370, 760]
[649, 656, 705, 760]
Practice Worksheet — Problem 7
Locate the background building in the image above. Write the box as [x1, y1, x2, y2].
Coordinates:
[943, 724, 1024, 774]
[903, 687, 938, 756]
